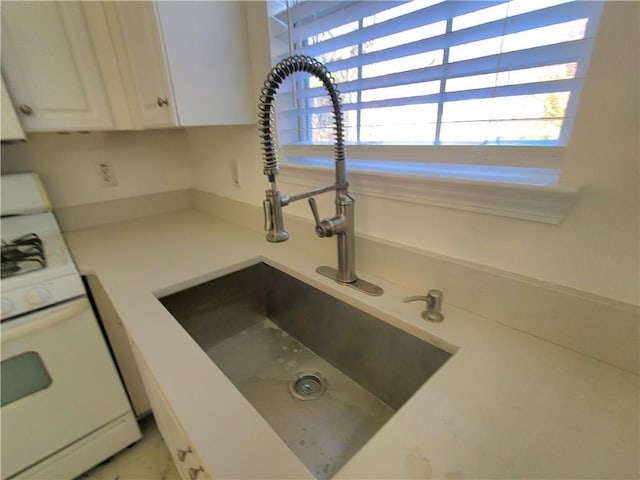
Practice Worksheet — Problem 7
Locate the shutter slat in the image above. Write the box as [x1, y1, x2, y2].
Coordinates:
[292, 39, 592, 101]
[312, 6, 597, 75]
[275, 1, 407, 43]
[287, 1, 507, 44]
[279, 78, 580, 119]
[294, 0, 595, 60]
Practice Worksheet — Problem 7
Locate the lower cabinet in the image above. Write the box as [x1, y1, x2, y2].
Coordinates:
[85, 275, 150, 417]
[132, 345, 211, 480]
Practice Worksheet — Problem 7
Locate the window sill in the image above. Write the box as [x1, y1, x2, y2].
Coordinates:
[279, 162, 580, 224]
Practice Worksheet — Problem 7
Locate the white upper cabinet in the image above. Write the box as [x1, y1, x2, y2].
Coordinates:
[109, 1, 177, 128]
[1, 76, 26, 141]
[114, 1, 254, 128]
[1, 1, 255, 132]
[0, 1, 116, 131]
[152, 1, 254, 127]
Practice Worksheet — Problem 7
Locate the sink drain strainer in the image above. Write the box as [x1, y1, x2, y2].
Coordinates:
[289, 370, 327, 400]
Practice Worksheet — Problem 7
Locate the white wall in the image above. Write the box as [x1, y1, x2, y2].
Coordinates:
[1, 129, 191, 207]
[187, 1, 639, 306]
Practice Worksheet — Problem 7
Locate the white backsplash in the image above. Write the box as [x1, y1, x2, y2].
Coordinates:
[193, 190, 639, 375]
[1, 129, 191, 208]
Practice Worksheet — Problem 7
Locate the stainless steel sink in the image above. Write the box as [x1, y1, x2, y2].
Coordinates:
[159, 263, 452, 479]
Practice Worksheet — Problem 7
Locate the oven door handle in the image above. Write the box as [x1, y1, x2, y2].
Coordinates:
[2, 298, 89, 343]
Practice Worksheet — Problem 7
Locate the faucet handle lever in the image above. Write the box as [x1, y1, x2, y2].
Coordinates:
[308, 197, 322, 226]
[308, 198, 331, 237]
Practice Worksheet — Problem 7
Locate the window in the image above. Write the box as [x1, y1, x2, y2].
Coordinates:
[267, 0, 603, 188]
[1, 351, 52, 407]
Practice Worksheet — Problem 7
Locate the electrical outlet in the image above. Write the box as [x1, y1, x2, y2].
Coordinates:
[231, 158, 241, 186]
[97, 160, 118, 187]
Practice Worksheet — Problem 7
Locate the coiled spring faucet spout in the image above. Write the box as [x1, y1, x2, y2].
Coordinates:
[259, 55, 382, 296]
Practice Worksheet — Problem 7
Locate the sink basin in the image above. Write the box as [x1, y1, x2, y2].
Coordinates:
[159, 263, 452, 479]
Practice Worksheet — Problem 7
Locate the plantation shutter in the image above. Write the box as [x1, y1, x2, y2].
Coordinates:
[269, 0, 603, 147]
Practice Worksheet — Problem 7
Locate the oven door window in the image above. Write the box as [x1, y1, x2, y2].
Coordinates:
[1, 351, 52, 407]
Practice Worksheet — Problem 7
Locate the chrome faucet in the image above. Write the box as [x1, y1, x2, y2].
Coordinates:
[258, 55, 382, 296]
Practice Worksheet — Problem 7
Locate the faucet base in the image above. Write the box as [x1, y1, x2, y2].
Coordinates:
[316, 266, 384, 296]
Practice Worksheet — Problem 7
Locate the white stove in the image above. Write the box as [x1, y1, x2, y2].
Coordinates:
[1, 212, 85, 320]
[0, 173, 140, 480]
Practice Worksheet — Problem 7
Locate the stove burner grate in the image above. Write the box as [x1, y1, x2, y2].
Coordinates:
[1, 233, 47, 278]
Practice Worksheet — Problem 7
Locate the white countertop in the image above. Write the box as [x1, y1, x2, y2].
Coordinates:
[66, 209, 639, 479]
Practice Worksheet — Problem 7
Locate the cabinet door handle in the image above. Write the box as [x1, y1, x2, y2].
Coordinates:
[188, 466, 204, 480]
[176, 446, 191, 462]
[19, 104, 33, 115]
[157, 96, 169, 107]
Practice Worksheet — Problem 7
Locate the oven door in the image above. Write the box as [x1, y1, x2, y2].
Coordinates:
[1, 297, 134, 479]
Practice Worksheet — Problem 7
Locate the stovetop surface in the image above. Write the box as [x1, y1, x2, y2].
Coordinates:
[1, 212, 78, 292]
[2, 233, 47, 279]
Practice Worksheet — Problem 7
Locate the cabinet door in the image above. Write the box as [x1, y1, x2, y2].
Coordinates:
[132, 345, 211, 480]
[85, 275, 151, 417]
[0, 1, 115, 131]
[113, 1, 177, 128]
[1, 76, 25, 141]
[156, 1, 254, 126]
